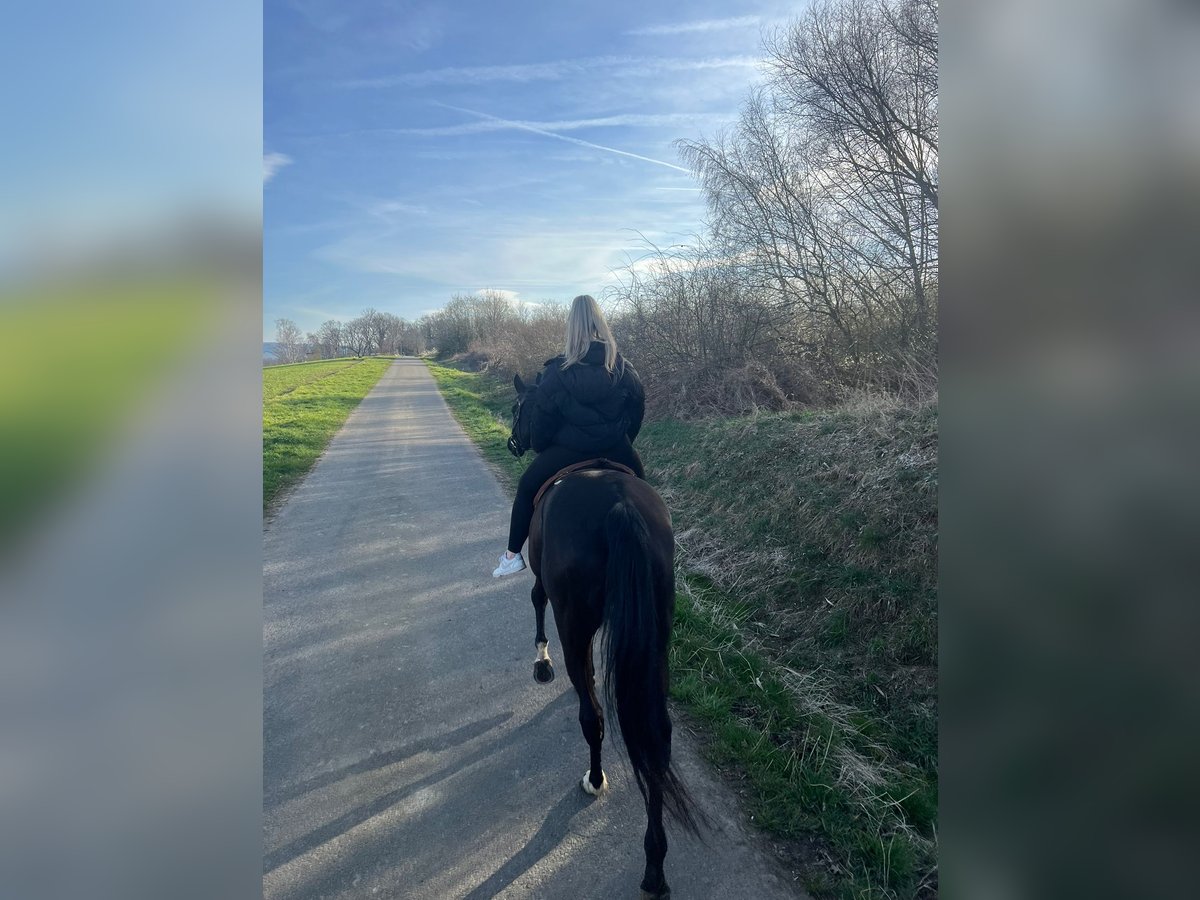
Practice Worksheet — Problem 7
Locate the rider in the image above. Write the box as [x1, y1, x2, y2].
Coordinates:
[493, 294, 646, 577]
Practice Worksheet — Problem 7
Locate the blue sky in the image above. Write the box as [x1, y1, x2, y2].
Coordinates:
[264, 0, 801, 337]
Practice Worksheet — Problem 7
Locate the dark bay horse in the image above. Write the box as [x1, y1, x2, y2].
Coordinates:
[508, 374, 700, 899]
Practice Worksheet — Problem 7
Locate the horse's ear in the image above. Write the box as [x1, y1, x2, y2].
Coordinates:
[514, 373, 526, 393]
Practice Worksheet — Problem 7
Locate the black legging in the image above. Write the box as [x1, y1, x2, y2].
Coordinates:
[507, 439, 645, 554]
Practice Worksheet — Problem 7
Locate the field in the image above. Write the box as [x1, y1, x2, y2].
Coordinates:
[425, 359, 938, 900]
[263, 357, 395, 509]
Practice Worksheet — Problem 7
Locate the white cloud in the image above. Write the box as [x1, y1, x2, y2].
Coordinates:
[369, 199, 429, 218]
[341, 55, 758, 88]
[314, 224, 640, 292]
[627, 16, 762, 36]
[263, 152, 292, 183]
[475, 288, 520, 302]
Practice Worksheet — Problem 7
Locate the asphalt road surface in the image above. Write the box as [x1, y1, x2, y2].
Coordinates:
[264, 358, 806, 899]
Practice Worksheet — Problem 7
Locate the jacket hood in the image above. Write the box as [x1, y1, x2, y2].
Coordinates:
[582, 340, 608, 365]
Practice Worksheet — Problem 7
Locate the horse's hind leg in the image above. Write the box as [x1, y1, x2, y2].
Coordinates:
[565, 632, 607, 795]
[531, 579, 554, 684]
[640, 784, 670, 899]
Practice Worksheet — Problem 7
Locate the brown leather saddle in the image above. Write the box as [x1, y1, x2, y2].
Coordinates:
[532, 458, 638, 510]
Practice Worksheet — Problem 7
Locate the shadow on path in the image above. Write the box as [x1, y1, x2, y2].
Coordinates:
[461, 787, 593, 900]
[264, 694, 573, 876]
[265, 712, 513, 808]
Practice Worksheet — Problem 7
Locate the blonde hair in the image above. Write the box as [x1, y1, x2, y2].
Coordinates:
[562, 294, 618, 372]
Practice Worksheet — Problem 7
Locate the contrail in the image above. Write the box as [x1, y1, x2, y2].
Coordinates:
[627, 16, 761, 36]
[434, 102, 691, 174]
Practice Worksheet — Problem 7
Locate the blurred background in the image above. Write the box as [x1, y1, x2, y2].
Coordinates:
[943, 0, 1200, 897]
[0, 2, 263, 899]
[2, 0, 1198, 898]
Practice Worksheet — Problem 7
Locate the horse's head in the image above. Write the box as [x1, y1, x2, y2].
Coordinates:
[507, 373, 537, 458]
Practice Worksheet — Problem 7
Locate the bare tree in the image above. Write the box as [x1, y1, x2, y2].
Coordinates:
[766, 0, 938, 345]
[274, 318, 304, 365]
[357, 308, 389, 355]
[416, 314, 435, 349]
[317, 320, 344, 359]
[768, 0, 938, 210]
[393, 318, 425, 355]
[471, 291, 520, 338]
[477, 301, 567, 377]
[426, 295, 476, 356]
[607, 239, 800, 414]
[345, 315, 374, 357]
[672, 0, 938, 394]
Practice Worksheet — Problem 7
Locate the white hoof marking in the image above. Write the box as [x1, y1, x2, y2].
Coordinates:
[581, 769, 608, 796]
[536, 642, 551, 664]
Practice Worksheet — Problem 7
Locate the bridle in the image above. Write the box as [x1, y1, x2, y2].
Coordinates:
[507, 397, 528, 457]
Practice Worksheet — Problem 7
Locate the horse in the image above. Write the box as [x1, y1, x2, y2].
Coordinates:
[507, 373, 701, 900]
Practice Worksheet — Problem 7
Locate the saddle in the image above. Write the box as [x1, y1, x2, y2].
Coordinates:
[531, 458, 638, 510]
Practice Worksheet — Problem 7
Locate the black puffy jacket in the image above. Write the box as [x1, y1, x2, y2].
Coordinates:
[530, 341, 646, 454]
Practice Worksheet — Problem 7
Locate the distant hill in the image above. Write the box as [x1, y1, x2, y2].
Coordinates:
[263, 342, 282, 362]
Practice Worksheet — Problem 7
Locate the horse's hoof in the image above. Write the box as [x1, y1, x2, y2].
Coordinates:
[640, 890, 670, 900]
[533, 660, 555, 683]
[581, 769, 608, 796]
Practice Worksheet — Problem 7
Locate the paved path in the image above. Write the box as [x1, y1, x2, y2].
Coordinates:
[264, 358, 804, 899]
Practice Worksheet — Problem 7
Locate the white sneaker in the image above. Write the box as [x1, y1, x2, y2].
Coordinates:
[493, 552, 526, 577]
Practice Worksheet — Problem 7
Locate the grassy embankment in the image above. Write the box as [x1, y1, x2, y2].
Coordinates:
[263, 357, 394, 509]
[425, 359, 938, 900]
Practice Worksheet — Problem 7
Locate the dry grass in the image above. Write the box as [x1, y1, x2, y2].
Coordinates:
[643, 397, 938, 898]
[643, 362, 794, 419]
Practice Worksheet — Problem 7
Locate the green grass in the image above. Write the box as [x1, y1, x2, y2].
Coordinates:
[670, 576, 936, 899]
[264, 358, 364, 400]
[424, 360, 938, 899]
[0, 279, 215, 549]
[424, 360, 532, 491]
[263, 357, 395, 509]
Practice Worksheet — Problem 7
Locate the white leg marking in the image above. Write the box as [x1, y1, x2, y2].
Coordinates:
[581, 769, 608, 796]
[536, 642, 551, 664]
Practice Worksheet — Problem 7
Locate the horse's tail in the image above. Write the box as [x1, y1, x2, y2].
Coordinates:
[601, 500, 702, 835]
